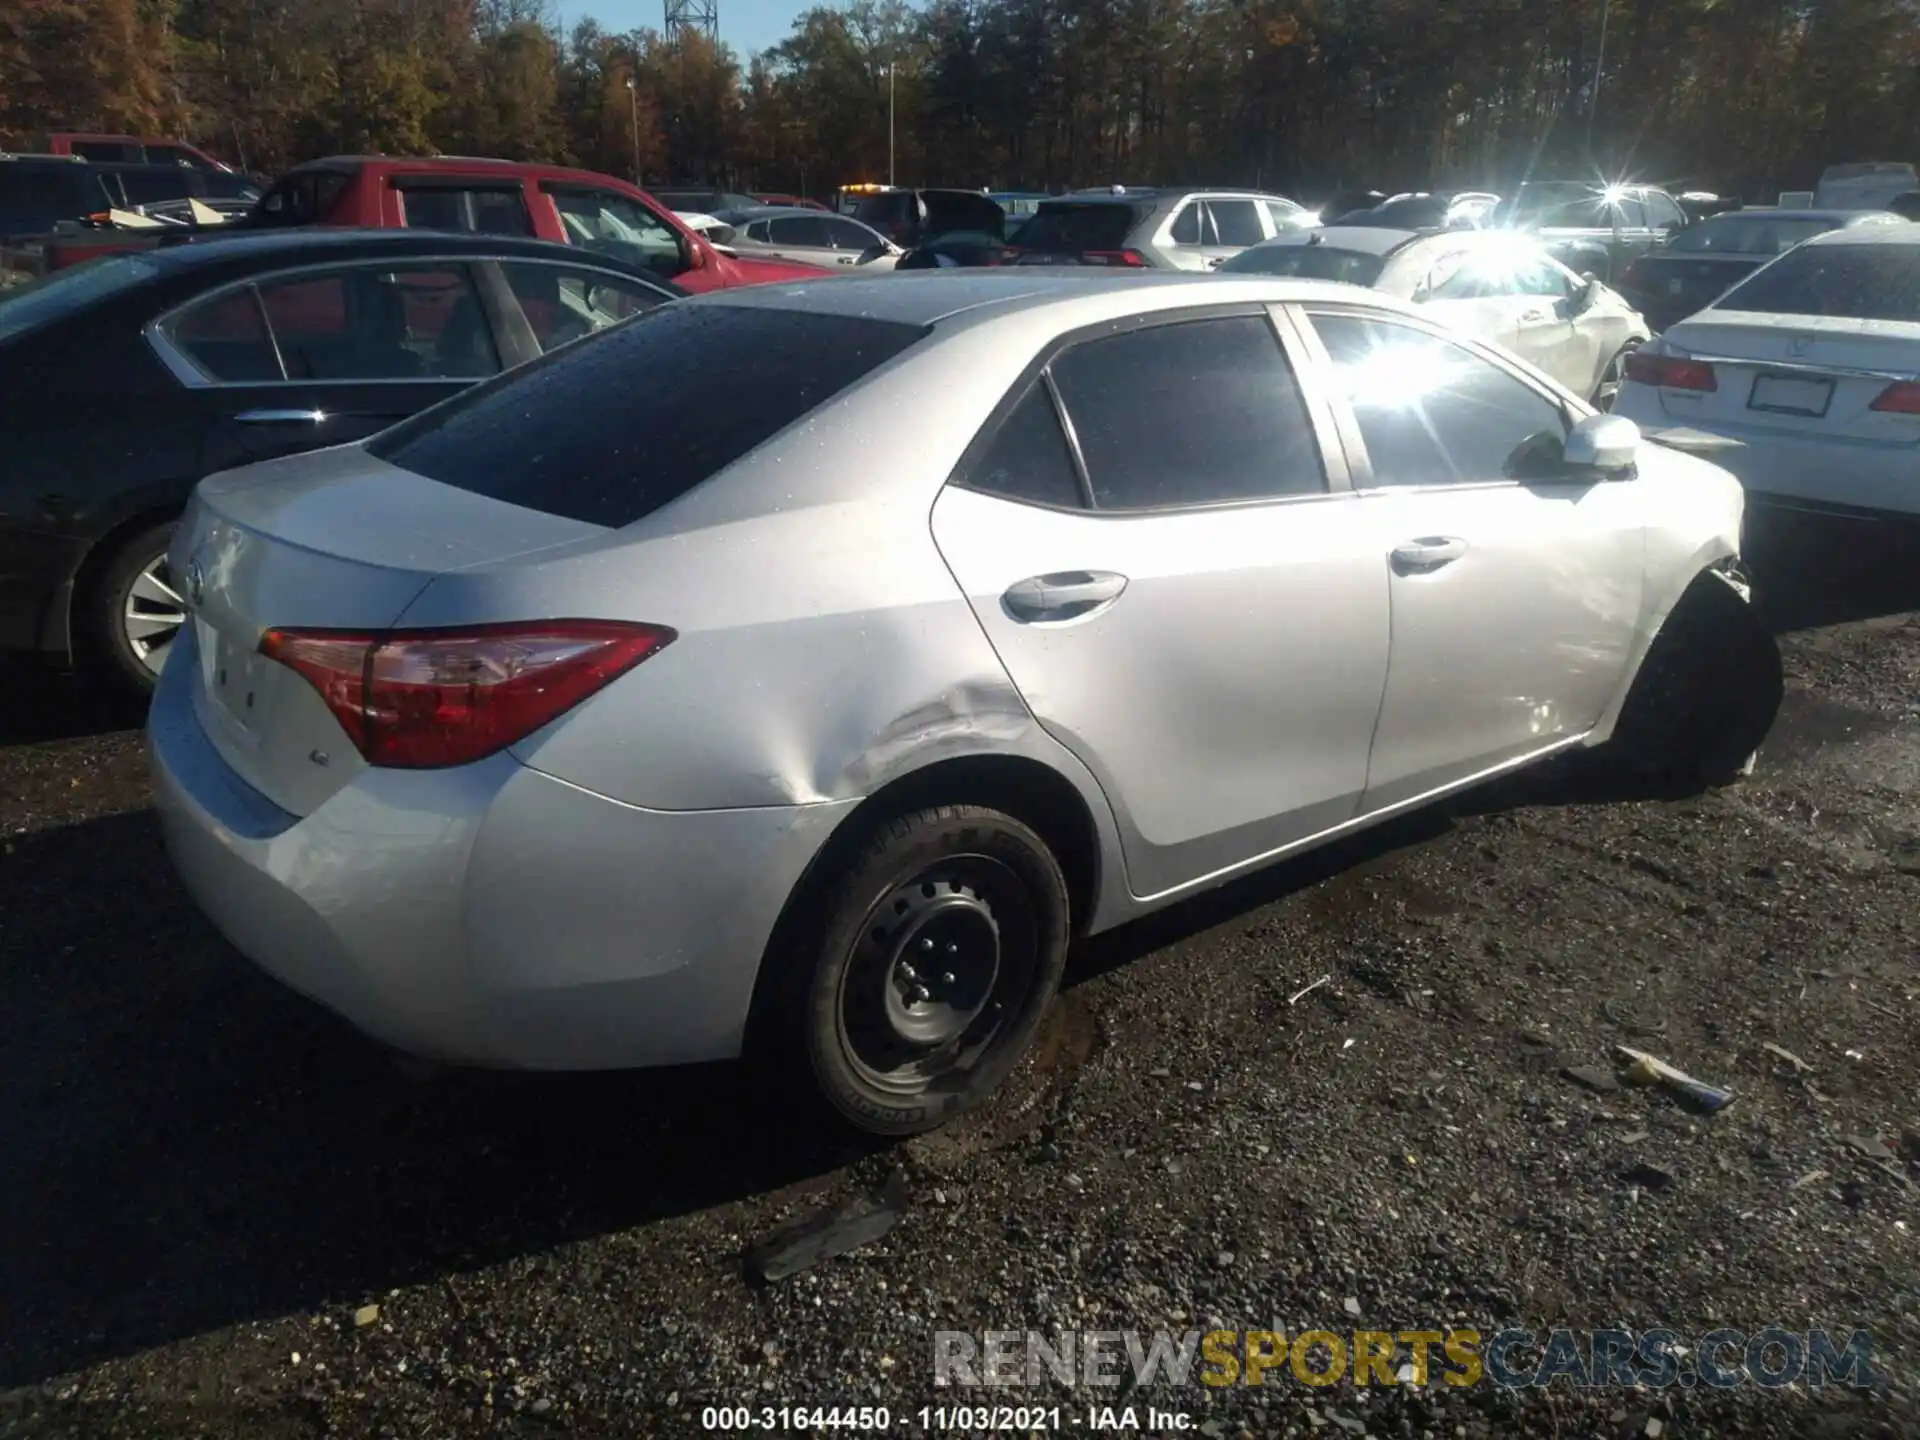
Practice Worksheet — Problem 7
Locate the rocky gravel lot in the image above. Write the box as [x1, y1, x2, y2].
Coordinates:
[1, 511, 1917, 1440]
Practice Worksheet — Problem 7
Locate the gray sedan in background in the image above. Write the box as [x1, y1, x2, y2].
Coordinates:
[151, 272, 1779, 1137]
[714, 205, 903, 271]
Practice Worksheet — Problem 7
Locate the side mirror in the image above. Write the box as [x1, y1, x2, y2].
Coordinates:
[1564, 412, 1641, 474]
[682, 238, 708, 271]
[1566, 274, 1601, 315]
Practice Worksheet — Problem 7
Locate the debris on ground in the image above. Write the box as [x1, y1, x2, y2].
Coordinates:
[742, 1169, 909, 1284]
[1614, 1045, 1736, 1114]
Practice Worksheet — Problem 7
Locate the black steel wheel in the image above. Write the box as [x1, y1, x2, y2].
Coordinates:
[781, 805, 1070, 1137]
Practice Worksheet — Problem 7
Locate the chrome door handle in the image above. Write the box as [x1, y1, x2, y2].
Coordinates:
[1390, 537, 1468, 574]
[1519, 308, 1549, 323]
[1003, 570, 1129, 622]
[235, 409, 326, 425]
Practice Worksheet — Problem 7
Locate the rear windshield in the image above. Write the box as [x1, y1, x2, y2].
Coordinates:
[921, 192, 1005, 239]
[1668, 217, 1835, 255]
[1715, 242, 1920, 322]
[367, 303, 929, 528]
[1013, 202, 1146, 252]
[1218, 243, 1386, 285]
[0, 254, 160, 345]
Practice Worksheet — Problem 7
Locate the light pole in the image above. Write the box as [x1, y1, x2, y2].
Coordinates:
[626, 76, 642, 186]
[1586, 0, 1610, 158]
[887, 62, 896, 187]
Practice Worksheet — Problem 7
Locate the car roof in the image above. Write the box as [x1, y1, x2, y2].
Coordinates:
[1798, 220, 1920, 246]
[141, 227, 646, 273]
[1697, 208, 1894, 224]
[283, 155, 641, 187]
[1259, 225, 1430, 254]
[723, 205, 835, 221]
[700, 269, 1412, 329]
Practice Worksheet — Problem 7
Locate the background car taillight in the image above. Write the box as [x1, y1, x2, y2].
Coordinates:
[260, 620, 675, 769]
[1082, 248, 1148, 267]
[1623, 351, 1718, 391]
[1869, 380, 1920, 414]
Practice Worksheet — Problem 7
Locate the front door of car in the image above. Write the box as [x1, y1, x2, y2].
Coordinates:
[929, 311, 1391, 901]
[1297, 306, 1646, 814]
[160, 260, 497, 474]
[1505, 254, 1596, 393]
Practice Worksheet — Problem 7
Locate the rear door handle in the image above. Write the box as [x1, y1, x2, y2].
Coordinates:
[1519, 308, 1550, 323]
[235, 409, 325, 425]
[1003, 570, 1128, 622]
[1390, 537, 1468, 574]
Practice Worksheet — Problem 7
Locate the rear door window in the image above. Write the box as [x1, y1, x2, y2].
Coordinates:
[368, 305, 929, 528]
[254, 264, 499, 380]
[1047, 315, 1327, 508]
[497, 261, 670, 354]
[397, 184, 534, 237]
[164, 290, 282, 382]
[1208, 200, 1266, 247]
[767, 215, 831, 247]
[959, 383, 1085, 509]
[1716, 243, 1920, 321]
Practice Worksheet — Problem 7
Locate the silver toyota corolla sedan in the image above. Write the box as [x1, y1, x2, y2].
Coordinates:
[150, 272, 1779, 1136]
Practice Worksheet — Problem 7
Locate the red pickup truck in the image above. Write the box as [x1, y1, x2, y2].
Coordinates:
[246, 156, 826, 292]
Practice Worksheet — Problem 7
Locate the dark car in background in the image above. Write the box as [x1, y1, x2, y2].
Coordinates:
[0, 229, 681, 691]
[1496, 181, 1691, 284]
[0, 156, 261, 239]
[852, 187, 1007, 250]
[1619, 207, 1905, 331]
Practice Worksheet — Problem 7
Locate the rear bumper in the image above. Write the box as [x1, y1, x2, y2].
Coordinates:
[1615, 385, 1920, 519]
[149, 644, 858, 1069]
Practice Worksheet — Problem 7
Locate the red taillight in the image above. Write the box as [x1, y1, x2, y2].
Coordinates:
[259, 620, 675, 769]
[1082, 248, 1148, 268]
[1623, 351, 1718, 392]
[1869, 380, 1920, 414]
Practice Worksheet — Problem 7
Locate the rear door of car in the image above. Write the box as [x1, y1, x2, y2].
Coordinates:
[151, 257, 505, 472]
[930, 307, 1392, 899]
[1294, 303, 1645, 811]
[1194, 197, 1270, 269]
[757, 213, 839, 267]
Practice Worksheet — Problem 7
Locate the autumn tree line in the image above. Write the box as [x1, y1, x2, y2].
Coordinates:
[3, 0, 1919, 204]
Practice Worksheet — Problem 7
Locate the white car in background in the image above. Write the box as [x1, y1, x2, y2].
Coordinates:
[672, 211, 739, 253]
[1220, 226, 1650, 406]
[1614, 222, 1920, 522]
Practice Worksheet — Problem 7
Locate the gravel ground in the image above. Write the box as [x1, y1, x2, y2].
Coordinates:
[1, 511, 1917, 1440]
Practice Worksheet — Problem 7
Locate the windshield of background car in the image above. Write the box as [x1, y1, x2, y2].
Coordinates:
[1714, 242, 1920, 321]
[1013, 202, 1147, 251]
[1217, 244, 1387, 284]
[1669, 217, 1835, 254]
[0, 254, 161, 345]
[366, 304, 930, 529]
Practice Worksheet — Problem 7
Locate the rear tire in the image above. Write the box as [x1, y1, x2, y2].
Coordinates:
[768, 805, 1070, 1138]
[86, 521, 184, 696]
[1591, 343, 1636, 412]
[1596, 570, 1783, 789]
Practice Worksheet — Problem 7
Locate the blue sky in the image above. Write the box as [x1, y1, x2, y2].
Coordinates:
[552, 0, 802, 59]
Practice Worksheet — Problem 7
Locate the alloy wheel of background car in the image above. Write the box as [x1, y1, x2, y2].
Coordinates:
[89, 521, 185, 693]
[796, 806, 1070, 1137]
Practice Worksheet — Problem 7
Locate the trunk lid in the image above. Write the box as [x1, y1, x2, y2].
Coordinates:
[1652, 312, 1920, 443]
[172, 445, 609, 816]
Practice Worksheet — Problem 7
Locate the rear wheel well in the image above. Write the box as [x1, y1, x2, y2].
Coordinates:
[743, 755, 1105, 1056]
[60, 505, 183, 661]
